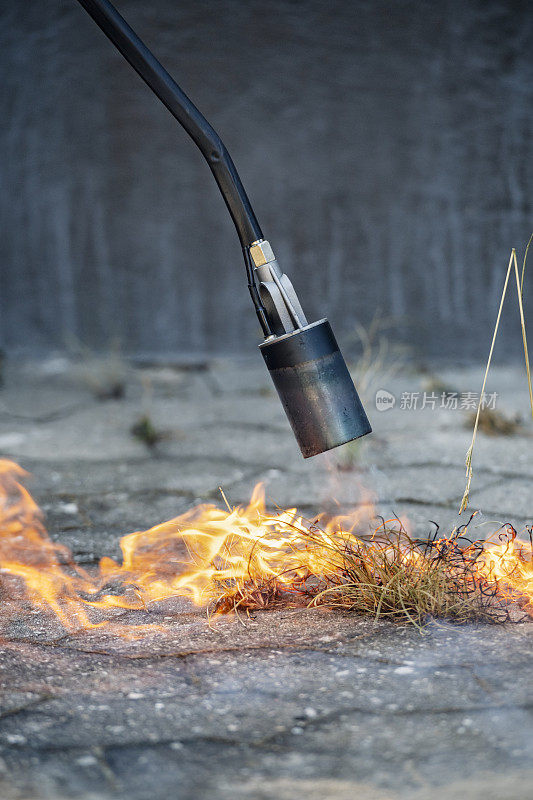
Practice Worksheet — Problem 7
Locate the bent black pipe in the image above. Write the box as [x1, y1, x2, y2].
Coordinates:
[76, 0, 262, 249]
[75, 0, 372, 457]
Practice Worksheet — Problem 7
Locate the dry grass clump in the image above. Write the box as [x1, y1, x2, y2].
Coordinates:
[348, 313, 412, 400]
[308, 519, 506, 629]
[466, 407, 521, 437]
[67, 338, 129, 400]
[214, 579, 288, 615]
[207, 514, 511, 629]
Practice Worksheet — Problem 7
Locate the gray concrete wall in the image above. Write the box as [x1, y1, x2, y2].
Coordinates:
[1, 0, 533, 361]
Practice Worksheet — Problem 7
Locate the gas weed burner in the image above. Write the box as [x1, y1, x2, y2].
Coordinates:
[77, 0, 372, 457]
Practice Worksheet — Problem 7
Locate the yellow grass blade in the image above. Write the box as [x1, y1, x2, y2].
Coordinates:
[459, 251, 514, 513]
[520, 231, 533, 296]
[460, 239, 533, 513]
[513, 250, 533, 419]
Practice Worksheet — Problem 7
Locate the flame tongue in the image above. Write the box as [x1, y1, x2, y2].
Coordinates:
[0, 458, 532, 633]
[0, 460, 99, 628]
[0, 460, 350, 627]
[479, 531, 533, 610]
[97, 483, 351, 610]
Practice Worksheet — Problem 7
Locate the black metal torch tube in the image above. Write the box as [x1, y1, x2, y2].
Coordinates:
[76, 0, 263, 249]
[260, 320, 372, 458]
[74, 0, 373, 457]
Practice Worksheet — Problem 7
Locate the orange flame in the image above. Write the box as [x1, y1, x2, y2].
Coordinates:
[0, 459, 373, 630]
[0, 458, 531, 632]
[479, 528, 533, 610]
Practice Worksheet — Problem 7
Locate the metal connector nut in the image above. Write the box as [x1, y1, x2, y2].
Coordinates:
[250, 239, 275, 267]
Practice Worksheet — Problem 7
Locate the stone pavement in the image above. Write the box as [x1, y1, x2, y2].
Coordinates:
[0, 356, 531, 799]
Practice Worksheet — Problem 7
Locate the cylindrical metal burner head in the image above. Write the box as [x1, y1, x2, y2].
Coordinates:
[260, 319, 372, 458]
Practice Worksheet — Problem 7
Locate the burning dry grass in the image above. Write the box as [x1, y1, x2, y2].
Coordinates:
[0, 459, 531, 634]
[307, 520, 514, 628]
[211, 515, 527, 629]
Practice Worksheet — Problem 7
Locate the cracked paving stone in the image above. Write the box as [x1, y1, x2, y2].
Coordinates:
[21, 457, 252, 498]
[0, 612, 532, 799]
[468, 478, 533, 520]
[0, 362, 532, 798]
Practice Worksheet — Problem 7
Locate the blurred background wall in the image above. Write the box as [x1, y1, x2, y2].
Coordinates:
[1, 0, 532, 362]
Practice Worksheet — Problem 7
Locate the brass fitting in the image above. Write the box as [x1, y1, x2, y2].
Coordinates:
[249, 239, 275, 267]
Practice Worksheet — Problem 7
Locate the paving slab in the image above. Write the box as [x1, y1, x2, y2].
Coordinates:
[0, 613, 531, 800]
[0, 358, 532, 798]
[468, 478, 533, 520]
